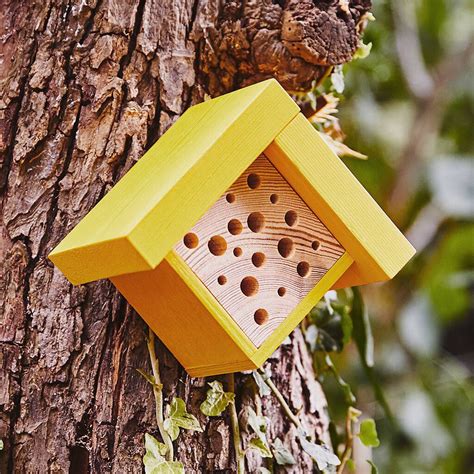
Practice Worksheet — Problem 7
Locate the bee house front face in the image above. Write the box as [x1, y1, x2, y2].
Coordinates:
[49, 79, 415, 378]
[175, 155, 345, 347]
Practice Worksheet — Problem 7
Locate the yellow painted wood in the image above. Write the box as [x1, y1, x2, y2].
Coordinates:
[50, 79, 299, 285]
[251, 252, 353, 367]
[111, 253, 253, 375]
[265, 114, 415, 287]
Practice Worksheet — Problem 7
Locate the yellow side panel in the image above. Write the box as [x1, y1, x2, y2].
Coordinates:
[265, 114, 415, 287]
[50, 79, 299, 285]
[111, 255, 256, 377]
[252, 252, 353, 367]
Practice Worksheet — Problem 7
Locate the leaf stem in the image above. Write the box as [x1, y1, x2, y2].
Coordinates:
[336, 407, 358, 474]
[146, 327, 174, 461]
[226, 373, 245, 474]
[257, 368, 303, 432]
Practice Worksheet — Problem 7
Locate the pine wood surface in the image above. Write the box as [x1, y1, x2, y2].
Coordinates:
[175, 154, 345, 347]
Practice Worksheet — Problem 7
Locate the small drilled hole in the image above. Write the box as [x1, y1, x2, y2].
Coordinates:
[226, 193, 235, 203]
[183, 232, 199, 249]
[228, 218, 243, 235]
[208, 235, 227, 256]
[278, 237, 295, 258]
[312, 240, 320, 251]
[247, 212, 265, 233]
[254, 309, 269, 325]
[297, 261, 310, 278]
[277, 287, 286, 297]
[270, 193, 279, 204]
[240, 276, 259, 297]
[233, 247, 243, 257]
[251, 252, 266, 267]
[217, 275, 227, 285]
[285, 210, 299, 227]
[247, 173, 261, 189]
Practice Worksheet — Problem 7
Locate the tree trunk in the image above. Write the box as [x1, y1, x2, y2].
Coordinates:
[0, 1, 370, 472]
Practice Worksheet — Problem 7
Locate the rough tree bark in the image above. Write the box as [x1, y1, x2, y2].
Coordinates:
[0, 1, 370, 472]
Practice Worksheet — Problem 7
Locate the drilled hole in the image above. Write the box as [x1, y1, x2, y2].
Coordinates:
[297, 261, 310, 278]
[183, 232, 199, 249]
[247, 173, 261, 189]
[233, 247, 243, 257]
[217, 275, 227, 285]
[228, 218, 243, 235]
[254, 309, 269, 325]
[251, 252, 266, 268]
[208, 235, 227, 256]
[277, 237, 295, 258]
[226, 193, 235, 203]
[277, 287, 286, 297]
[270, 193, 279, 204]
[312, 240, 320, 251]
[285, 210, 299, 227]
[247, 212, 265, 233]
[240, 276, 259, 297]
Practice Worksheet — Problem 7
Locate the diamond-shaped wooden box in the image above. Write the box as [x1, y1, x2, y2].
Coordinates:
[49, 79, 415, 377]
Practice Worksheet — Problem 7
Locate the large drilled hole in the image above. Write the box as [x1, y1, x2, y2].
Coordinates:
[270, 193, 279, 204]
[233, 247, 243, 257]
[247, 173, 261, 189]
[312, 240, 320, 251]
[217, 275, 227, 285]
[226, 193, 235, 203]
[183, 232, 199, 249]
[208, 235, 227, 256]
[254, 309, 269, 325]
[228, 219, 243, 235]
[278, 237, 295, 258]
[277, 287, 286, 297]
[240, 276, 259, 297]
[247, 212, 265, 233]
[297, 261, 310, 278]
[251, 252, 266, 268]
[285, 210, 298, 227]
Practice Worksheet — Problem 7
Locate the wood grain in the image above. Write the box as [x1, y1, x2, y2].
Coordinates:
[175, 154, 345, 347]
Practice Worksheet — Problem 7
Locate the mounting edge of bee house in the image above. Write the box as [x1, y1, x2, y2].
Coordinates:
[49, 79, 415, 377]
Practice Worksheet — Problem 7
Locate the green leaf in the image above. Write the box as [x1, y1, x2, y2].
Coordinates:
[367, 460, 379, 474]
[164, 398, 202, 441]
[358, 419, 380, 447]
[200, 381, 235, 416]
[272, 438, 296, 465]
[353, 41, 372, 60]
[253, 370, 271, 397]
[351, 288, 374, 367]
[346, 459, 356, 471]
[249, 437, 272, 458]
[143, 434, 184, 474]
[298, 431, 340, 470]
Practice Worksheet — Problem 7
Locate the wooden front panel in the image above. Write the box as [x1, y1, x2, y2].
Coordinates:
[175, 154, 345, 347]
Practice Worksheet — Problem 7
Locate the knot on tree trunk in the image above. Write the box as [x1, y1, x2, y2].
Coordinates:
[197, 0, 372, 95]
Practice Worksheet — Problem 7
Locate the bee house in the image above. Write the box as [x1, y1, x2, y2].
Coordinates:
[49, 79, 415, 377]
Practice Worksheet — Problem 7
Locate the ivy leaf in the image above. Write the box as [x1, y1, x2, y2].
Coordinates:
[352, 288, 374, 368]
[298, 431, 340, 471]
[136, 369, 162, 390]
[249, 437, 272, 458]
[164, 398, 202, 441]
[353, 41, 372, 60]
[200, 381, 235, 416]
[358, 419, 380, 447]
[247, 408, 272, 458]
[252, 370, 271, 397]
[367, 460, 379, 473]
[272, 438, 296, 465]
[143, 433, 184, 474]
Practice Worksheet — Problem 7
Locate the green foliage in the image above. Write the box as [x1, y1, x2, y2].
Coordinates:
[297, 430, 340, 471]
[143, 434, 184, 474]
[163, 398, 202, 441]
[359, 419, 380, 447]
[351, 288, 374, 368]
[199, 381, 235, 417]
[367, 460, 379, 474]
[272, 438, 296, 466]
[247, 408, 272, 458]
